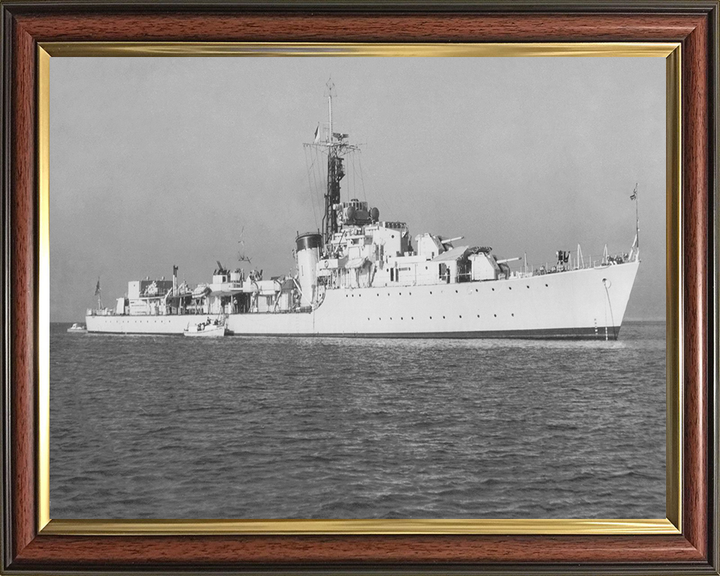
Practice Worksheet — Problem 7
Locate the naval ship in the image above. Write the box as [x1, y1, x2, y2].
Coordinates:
[86, 91, 640, 340]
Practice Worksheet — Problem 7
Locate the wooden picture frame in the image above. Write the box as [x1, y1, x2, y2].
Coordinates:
[1, 1, 717, 573]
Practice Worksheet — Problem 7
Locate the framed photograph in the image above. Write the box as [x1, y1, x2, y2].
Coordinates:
[1, 2, 717, 574]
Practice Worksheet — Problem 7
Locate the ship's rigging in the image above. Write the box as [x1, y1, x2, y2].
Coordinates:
[303, 81, 358, 244]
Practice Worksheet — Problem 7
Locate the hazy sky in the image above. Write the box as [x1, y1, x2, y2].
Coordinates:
[50, 57, 665, 322]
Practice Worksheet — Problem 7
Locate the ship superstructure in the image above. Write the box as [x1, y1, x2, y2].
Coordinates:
[86, 88, 640, 339]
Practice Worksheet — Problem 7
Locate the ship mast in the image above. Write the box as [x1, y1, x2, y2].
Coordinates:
[323, 81, 346, 244]
[303, 81, 358, 246]
[630, 182, 640, 260]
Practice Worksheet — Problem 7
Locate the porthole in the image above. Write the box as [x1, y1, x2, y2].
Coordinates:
[511, 313, 515, 317]
[526, 285, 530, 289]
[509, 287, 512, 290]
[545, 284, 549, 287]
[459, 315, 462, 318]
[455, 290, 458, 293]
[442, 316, 446, 319]
[477, 314, 480, 318]
[492, 288, 495, 292]
[494, 314, 497, 317]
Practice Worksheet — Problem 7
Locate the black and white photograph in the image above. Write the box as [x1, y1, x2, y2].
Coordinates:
[49, 55, 666, 520]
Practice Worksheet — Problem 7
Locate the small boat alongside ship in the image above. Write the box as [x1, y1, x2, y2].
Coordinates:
[66, 323, 87, 333]
[85, 88, 640, 340]
[183, 318, 228, 338]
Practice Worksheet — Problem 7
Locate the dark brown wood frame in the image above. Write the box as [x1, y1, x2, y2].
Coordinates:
[1, 1, 717, 574]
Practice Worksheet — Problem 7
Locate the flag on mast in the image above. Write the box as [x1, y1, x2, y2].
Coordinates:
[94, 278, 101, 296]
[630, 183, 638, 200]
[313, 124, 320, 143]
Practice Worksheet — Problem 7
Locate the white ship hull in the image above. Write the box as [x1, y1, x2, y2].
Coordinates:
[86, 260, 638, 340]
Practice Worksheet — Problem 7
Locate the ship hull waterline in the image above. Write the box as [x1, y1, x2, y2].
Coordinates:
[85, 260, 638, 340]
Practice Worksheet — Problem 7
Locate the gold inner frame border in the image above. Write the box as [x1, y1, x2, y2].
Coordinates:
[36, 41, 682, 536]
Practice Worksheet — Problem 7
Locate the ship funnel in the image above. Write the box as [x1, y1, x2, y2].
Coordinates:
[296, 233, 322, 307]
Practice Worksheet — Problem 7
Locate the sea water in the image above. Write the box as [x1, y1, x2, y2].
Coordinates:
[49, 321, 665, 519]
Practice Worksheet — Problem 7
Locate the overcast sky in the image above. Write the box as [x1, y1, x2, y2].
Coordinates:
[50, 56, 666, 322]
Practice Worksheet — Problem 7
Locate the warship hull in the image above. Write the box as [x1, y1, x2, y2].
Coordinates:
[85, 90, 641, 339]
[86, 259, 638, 340]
